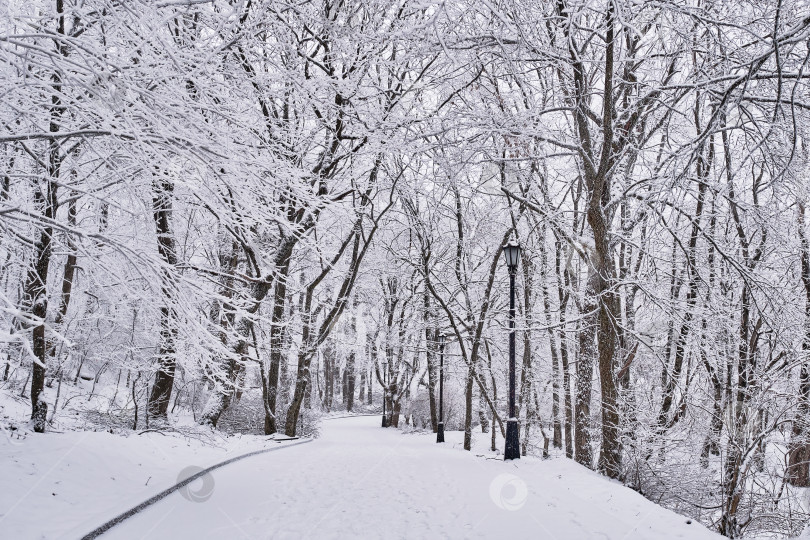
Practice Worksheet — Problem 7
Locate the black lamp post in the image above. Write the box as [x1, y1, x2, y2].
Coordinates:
[381, 361, 388, 428]
[503, 239, 521, 460]
[436, 333, 446, 443]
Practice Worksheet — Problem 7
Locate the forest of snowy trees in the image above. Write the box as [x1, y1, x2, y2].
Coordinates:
[3, 0, 810, 537]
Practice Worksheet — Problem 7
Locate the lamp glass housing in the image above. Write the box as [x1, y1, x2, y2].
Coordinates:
[502, 241, 521, 270]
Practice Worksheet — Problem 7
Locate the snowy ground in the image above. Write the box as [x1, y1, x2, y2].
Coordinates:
[0, 415, 725, 540]
[0, 420, 299, 540]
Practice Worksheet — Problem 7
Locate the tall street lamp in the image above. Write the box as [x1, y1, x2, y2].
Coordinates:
[437, 333, 446, 443]
[381, 361, 388, 428]
[503, 239, 521, 460]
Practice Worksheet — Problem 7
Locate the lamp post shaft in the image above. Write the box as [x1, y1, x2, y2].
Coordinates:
[504, 266, 520, 459]
[437, 339, 445, 443]
[509, 270, 516, 419]
[381, 363, 388, 428]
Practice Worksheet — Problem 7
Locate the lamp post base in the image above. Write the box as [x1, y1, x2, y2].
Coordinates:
[382, 415, 388, 428]
[504, 418, 520, 460]
[436, 422, 445, 443]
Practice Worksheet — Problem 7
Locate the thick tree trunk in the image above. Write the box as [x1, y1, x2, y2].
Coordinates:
[25, 0, 69, 432]
[265, 256, 291, 434]
[591, 222, 622, 479]
[463, 361, 474, 450]
[200, 358, 241, 428]
[284, 320, 313, 436]
[196, 238, 240, 427]
[575, 266, 597, 468]
[24, 185, 56, 433]
[147, 173, 179, 420]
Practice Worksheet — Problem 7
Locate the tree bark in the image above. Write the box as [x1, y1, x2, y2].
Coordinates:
[787, 202, 810, 486]
[575, 265, 597, 468]
[25, 0, 68, 431]
[147, 172, 179, 420]
[556, 241, 574, 458]
[265, 254, 291, 434]
[424, 288, 439, 432]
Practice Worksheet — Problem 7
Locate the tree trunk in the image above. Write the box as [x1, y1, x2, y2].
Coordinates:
[575, 265, 597, 468]
[25, 0, 69, 432]
[538, 235, 561, 448]
[424, 288, 439, 432]
[147, 172, 179, 420]
[519, 244, 534, 447]
[788, 202, 810, 486]
[658, 179, 707, 431]
[556, 241, 574, 458]
[51, 197, 78, 362]
[346, 354, 356, 412]
[265, 255, 291, 434]
[324, 340, 334, 411]
[463, 361, 474, 450]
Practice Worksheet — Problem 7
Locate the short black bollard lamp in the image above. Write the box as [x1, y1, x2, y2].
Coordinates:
[437, 333, 446, 443]
[503, 239, 521, 460]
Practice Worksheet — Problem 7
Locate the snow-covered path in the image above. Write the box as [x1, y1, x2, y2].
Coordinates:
[95, 416, 720, 540]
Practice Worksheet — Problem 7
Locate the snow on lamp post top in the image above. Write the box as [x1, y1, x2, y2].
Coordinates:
[502, 240, 521, 273]
[438, 333, 446, 346]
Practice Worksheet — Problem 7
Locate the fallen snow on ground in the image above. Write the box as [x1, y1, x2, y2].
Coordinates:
[0, 416, 296, 540]
[42, 415, 723, 540]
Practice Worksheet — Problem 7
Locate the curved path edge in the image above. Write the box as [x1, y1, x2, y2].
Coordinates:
[78, 438, 313, 540]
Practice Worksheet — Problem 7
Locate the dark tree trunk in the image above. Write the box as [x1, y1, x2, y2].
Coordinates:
[25, 0, 69, 432]
[346, 360, 356, 411]
[462, 349, 475, 450]
[323, 341, 334, 411]
[367, 333, 375, 405]
[147, 172, 179, 420]
[265, 256, 291, 434]
[342, 366, 348, 405]
[788, 202, 810, 486]
[519, 244, 534, 447]
[658, 178, 708, 432]
[24, 173, 58, 432]
[591, 217, 622, 480]
[52, 197, 78, 351]
[424, 288, 439, 432]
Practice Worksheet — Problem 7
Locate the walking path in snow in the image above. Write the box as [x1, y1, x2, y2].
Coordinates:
[91, 416, 721, 540]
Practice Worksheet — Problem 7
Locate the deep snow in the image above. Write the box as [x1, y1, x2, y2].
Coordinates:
[0, 415, 725, 539]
